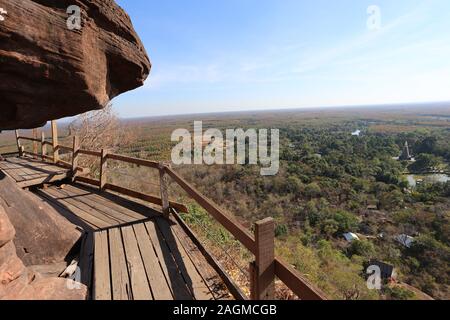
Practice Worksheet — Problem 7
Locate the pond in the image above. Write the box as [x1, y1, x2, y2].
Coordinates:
[405, 174, 450, 187]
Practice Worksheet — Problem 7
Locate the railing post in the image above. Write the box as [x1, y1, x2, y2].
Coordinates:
[51, 120, 59, 164]
[41, 132, 47, 161]
[71, 136, 80, 180]
[250, 217, 275, 300]
[32, 129, 38, 159]
[99, 148, 108, 191]
[15, 130, 22, 157]
[159, 163, 170, 219]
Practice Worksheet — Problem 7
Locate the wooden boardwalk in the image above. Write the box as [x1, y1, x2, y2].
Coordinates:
[1, 149, 327, 300]
[0, 156, 70, 188]
[35, 183, 232, 300]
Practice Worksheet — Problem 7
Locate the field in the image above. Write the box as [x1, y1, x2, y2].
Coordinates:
[1, 103, 449, 300]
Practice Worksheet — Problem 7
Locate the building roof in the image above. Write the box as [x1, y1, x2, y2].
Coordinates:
[343, 232, 360, 242]
[395, 234, 415, 248]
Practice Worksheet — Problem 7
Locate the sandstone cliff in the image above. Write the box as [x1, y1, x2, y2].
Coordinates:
[0, 0, 151, 130]
[0, 0, 150, 299]
[0, 201, 87, 300]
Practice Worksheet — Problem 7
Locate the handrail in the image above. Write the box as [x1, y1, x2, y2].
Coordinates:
[107, 153, 160, 169]
[58, 145, 73, 152]
[274, 258, 326, 300]
[14, 128, 326, 300]
[164, 166, 257, 253]
[17, 136, 41, 143]
[164, 165, 327, 300]
[78, 149, 101, 157]
[75, 176, 100, 187]
[104, 183, 188, 213]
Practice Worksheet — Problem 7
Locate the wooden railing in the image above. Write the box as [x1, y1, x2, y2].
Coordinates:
[14, 129, 327, 301]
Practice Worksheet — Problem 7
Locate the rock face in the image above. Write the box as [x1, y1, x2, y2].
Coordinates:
[0, 203, 87, 300]
[0, 0, 151, 130]
[0, 172, 81, 266]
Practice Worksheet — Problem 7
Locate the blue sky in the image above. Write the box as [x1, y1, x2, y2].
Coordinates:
[113, 0, 450, 118]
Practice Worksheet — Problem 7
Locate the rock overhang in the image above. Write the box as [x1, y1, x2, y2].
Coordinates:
[0, 0, 151, 130]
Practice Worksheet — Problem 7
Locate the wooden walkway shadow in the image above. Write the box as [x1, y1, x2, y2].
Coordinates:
[0, 157, 69, 188]
[33, 182, 232, 300]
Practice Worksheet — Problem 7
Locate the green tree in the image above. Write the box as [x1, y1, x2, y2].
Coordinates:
[304, 182, 322, 199]
[332, 210, 359, 233]
[408, 154, 441, 172]
[348, 240, 376, 258]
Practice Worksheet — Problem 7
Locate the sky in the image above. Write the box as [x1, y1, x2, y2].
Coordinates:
[113, 0, 450, 118]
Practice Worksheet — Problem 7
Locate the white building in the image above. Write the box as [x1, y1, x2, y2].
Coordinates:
[395, 234, 415, 248]
[343, 232, 360, 242]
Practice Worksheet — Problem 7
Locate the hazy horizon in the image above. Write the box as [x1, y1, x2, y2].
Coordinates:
[112, 0, 450, 118]
[112, 100, 450, 120]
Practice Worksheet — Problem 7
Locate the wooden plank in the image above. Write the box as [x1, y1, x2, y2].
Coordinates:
[156, 218, 214, 300]
[79, 232, 94, 292]
[32, 129, 38, 158]
[133, 223, 173, 300]
[39, 187, 111, 229]
[6, 159, 37, 179]
[41, 132, 47, 161]
[165, 167, 256, 253]
[252, 218, 275, 300]
[16, 159, 47, 179]
[72, 136, 79, 179]
[75, 176, 100, 187]
[78, 149, 101, 157]
[121, 226, 153, 300]
[2, 157, 69, 186]
[63, 184, 151, 222]
[170, 221, 232, 300]
[58, 184, 133, 224]
[144, 220, 193, 300]
[274, 258, 327, 300]
[104, 183, 188, 213]
[107, 153, 159, 169]
[100, 149, 108, 191]
[51, 120, 59, 163]
[48, 187, 121, 226]
[17, 136, 41, 143]
[29, 153, 53, 161]
[0, 163, 25, 182]
[16, 172, 69, 188]
[159, 165, 170, 218]
[94, 230, 111, 300]
[109, 228, 131, 300]
[35, 189, 98, 231]
[15, 130, 22, 155]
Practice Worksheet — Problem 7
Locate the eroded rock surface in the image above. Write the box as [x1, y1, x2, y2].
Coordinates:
[0, 204, 87, 300]
[0, 172, 81, 265]
[0, 0, 151, 130]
